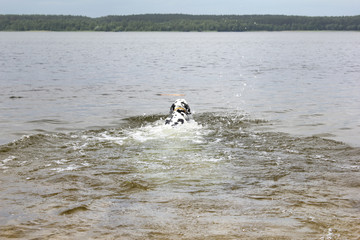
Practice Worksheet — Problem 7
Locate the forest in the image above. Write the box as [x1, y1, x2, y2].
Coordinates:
[0, 14, 359, 32]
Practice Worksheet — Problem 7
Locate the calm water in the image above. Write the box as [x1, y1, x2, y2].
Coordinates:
[0, 32, 359, 239]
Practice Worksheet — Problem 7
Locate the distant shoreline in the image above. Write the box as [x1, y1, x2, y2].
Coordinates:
[1, 14, 359, 32]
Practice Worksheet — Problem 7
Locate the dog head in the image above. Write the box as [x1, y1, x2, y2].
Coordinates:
[165, 99, 191, 126]
[169, 99, 191, 115]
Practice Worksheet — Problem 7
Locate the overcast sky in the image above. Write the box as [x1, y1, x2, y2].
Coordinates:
[1, 0, 359, 17]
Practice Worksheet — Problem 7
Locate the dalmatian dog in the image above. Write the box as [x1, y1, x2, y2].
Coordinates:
[165, 99, 191, 126]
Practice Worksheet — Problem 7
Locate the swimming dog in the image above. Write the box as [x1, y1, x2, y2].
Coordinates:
[165, 99, 191, 126]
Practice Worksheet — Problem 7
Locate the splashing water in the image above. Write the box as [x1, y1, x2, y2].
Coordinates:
[0, 113, 359, 239]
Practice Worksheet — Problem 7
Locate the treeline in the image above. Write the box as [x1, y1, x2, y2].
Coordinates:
[1, 14, 360, 32]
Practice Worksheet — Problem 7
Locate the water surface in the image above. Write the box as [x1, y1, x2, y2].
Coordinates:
[0, 32, 359, 239]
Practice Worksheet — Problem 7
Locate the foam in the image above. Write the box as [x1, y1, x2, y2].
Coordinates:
[51, 164, 80, 172]
[97, 133, 126, 145]
[0, 156, 17, 169]
[91, 119, 208, 146]
[126, 120, 206, 143]
[2, 155, 16, 163]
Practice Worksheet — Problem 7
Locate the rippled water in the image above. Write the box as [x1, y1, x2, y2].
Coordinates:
[0, 32, 359, 239]
[1, 114, 359, 239]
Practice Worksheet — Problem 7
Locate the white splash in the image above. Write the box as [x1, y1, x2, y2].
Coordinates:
[0, 156, 17, 169]
[91, 119, 208, 146]
[96, 133, 126, 145]
[51, 164, 80, 172]
[127, 120, 206, 143]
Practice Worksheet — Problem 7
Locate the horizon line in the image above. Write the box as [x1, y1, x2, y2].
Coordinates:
[1, 13, 359, 18]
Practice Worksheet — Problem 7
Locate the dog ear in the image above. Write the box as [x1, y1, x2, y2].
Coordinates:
[183, 102, 191, 114]
[170, 103, 175, 113]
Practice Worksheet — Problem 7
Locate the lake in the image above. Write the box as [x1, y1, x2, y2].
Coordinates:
[0, 32, 359, 239]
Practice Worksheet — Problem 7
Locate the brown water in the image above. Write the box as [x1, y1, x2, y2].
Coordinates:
[0, 32, 359, 239]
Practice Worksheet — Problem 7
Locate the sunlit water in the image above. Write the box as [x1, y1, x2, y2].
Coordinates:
[0, 32, 359, 239]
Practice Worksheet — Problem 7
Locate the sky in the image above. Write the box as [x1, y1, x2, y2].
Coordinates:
[1, 0, 359, 17]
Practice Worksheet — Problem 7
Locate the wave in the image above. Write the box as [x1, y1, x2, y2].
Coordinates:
[0, 112, 359, 239]
[0, 112, 352, 152]
[0, 112, 354, 173]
